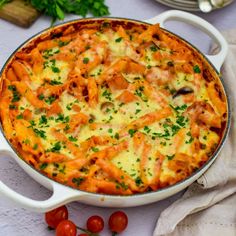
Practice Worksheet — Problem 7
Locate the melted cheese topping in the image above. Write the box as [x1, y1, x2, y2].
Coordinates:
[0, 20, 227, 195]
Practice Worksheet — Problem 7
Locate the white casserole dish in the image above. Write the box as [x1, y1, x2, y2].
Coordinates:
[0, 10, 230, 212]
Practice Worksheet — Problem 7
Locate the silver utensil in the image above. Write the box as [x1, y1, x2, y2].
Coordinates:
[198, 0, 213, 12]
[210, 0, 225, 7]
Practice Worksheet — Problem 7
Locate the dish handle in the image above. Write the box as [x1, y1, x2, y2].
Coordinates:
[0, 131, 85, 213]
[145, 10, 228, 71]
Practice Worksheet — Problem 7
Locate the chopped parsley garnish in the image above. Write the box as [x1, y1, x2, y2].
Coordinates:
[8, 85, 15, 90]
[160, 141, 167, 146]
[153, 129, 170, 139]
[44, 59, 60, 73]
[33, 144, 38, 150]
[29, 120, 36, 127]
[128, 129, 137, 137]
[102, 90, 112, 101]
[50, 142, 61, 152]
[193, 65, 201, 73]
[16, 114, 23, 119]
[68, 136, 77, 142]
[116, 181, 128, 190]
[55, 114, 70, 123]
[33, 128, 46, 139]
[135, 109, 141, 114]
[40, 163, 48, 170]
[24, 139, 30, 144]
[8, 85, 21, 103]
[39, 115, 47, 125]
[135, 177, 143, 186]
[186, 131, 194, 144]
[38, 94, 45, 100]
[108, 128, 113, 133]
[115, 37, 123, 42]
[64, 124, 70, 131]
[150, 45, 158, 52]
[171, 125, 181, 136]
[170, 104, 187, 113]
[176, 115, 186, 127]
[83, 57, 89, 64]
[45, 95, 56, 105]
[58, 40, 70, 47]
[50, 79, 62, 85]
[43, 48, 60, 59]
[135, 86, 147, 102]
[143, 126, 151, 133]
[72, 177, 84, 186]
[91, 147, 99, 152]
[59, 165, 66, 174]
[114, 133, 119, 140]
[9, 104, 17, 109]
[167, 154, 175, 160]
[51, 67, 60, 73]
[66, 104, 72, 110]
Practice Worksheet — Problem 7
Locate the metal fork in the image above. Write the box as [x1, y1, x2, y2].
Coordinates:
[198, 0, 213, 12]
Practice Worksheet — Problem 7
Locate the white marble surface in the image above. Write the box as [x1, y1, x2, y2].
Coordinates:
[0, 1, 236, 235]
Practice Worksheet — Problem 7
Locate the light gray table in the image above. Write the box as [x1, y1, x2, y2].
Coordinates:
[0, 1, 236, 235]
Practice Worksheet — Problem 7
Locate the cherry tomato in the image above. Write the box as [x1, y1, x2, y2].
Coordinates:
[86, 215, 104, 233]
[45, 205, 68, 229]
[108, 211, 128, 234]
[56, 220, 77, 236]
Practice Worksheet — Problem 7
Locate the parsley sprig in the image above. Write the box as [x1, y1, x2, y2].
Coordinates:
[26, 0, 110, 23]
[0, 0, 10, 8]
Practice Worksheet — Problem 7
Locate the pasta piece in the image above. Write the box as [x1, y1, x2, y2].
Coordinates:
[125, 107, 172, 132]
[6, 68, 18, 81]
[108, 74, 129, 90]
[14, 119, 44, 156]
[40, 152, 70, 163]
[95, 158, 139, 192]
[96, 58, 128, 84]
[31, 48, 44, 74]
[140, 142, 151, 186]
[67, 113, 89, 132]
[13, 81, 47, 109]
[37, 40, 58, 51]
[47, 101, 62, 116]
[90, 141, 128, 160]
[11, 61, 31, 81]
[87, 77, 98, 107]
[208, 81, 226, 116]
[116, 90, 137, 104]
[149, 151, 165, 190]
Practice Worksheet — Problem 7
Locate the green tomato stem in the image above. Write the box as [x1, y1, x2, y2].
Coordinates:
[76, 225, 99, 236]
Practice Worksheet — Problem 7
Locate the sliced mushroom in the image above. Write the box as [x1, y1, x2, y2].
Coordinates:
[100, 102, 114, 113]
[173, 86, 194, 99]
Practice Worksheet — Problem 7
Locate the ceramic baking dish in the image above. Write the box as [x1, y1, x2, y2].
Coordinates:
[0, 10, 230, 212]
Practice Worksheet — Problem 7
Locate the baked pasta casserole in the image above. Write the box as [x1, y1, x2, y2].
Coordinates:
[0, 19, 227, 195]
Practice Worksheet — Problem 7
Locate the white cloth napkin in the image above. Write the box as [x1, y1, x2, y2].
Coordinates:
[153, 29, 236, 236]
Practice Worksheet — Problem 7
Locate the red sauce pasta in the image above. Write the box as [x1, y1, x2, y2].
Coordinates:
[0, 19, 228, 195]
